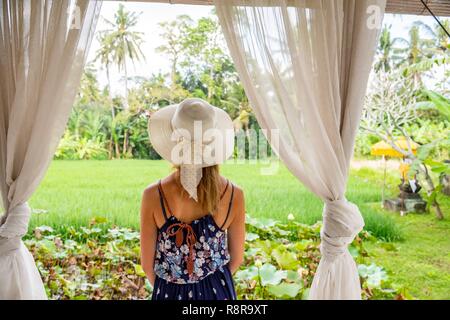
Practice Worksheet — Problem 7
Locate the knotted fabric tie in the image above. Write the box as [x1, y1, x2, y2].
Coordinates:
[309, 198, 365, 300]
[0, 202, 31, 255]
[166, 222, 197, 276]
[320, 199, 364, 261]
[0, 202, 31, 239]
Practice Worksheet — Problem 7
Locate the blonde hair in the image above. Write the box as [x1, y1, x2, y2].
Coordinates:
[176, 165, 221, 213]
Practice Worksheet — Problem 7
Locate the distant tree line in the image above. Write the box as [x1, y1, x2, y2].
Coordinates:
[57, 5, 449, 166]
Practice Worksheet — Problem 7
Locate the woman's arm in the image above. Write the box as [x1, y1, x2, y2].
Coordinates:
[227, 187, 246, 274]
[140, 185, 158, 286]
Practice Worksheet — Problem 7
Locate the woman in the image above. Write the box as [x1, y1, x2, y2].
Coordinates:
[140, 98, 245, 300]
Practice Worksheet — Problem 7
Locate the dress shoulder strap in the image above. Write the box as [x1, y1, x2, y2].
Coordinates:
[220, 183, 234, 230]
[157, 180, 171, 221]
[220, 179, 229, 200]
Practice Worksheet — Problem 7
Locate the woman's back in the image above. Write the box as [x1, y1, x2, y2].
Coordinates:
[152, 175, 236, 230]
[140, 172, 245, 300]
[154, 176, 234, 282]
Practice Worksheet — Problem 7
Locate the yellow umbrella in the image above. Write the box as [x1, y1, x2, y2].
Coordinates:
[371, 137, 418, 158]
[370, 137, 418, 206]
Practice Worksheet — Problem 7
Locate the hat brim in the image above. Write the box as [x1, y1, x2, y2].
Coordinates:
[148, 104, 235, 167]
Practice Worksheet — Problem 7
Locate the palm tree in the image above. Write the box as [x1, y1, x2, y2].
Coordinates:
[393, 24, 435, 85]
[95, 33, 115, 117]
[374, 25, 404, 72]
[414, 19, 450, 53]
[375, 26, 392, 72]
[393, 26, 426, 64]
[434, 19, 450, 51]
[375, 25, 406, 72]
[100, 4, 145, 109]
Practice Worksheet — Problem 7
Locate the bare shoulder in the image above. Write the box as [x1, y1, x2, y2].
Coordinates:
[141, 181, 160, 209]
[230, 183, 245, 215]
[231, 183, 244, 202]
[227, 183, 245, 228]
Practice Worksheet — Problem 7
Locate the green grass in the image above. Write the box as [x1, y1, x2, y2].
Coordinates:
[366, 212, 450, 299]
[27, 159, 450, 299]
[29, 160, 400, 240]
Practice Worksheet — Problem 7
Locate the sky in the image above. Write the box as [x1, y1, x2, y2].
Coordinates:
[86, 2, 443, 95]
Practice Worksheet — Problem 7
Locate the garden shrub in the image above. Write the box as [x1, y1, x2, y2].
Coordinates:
[25, 215, 409, 300]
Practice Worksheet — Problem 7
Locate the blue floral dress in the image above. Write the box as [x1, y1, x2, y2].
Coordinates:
[151, 180, 237, 300]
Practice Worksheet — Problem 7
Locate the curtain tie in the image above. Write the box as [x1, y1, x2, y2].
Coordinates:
[0, 202, 31, 239]
[320, 199, 364, 261]
[166, 222, 197, 275]
[0, 237, 22, 255]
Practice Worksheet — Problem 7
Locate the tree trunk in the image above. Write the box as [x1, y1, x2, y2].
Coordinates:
[106, 67, 115, 119]
[208, 66, 213, 100]
[123, 130, 128, 158]
[422, 164, 444, 220]
[124, 60, 129, 110]
[433, 199, 444, 220]
[108, 138, 113, 160]
[115, 137, 120, 159]
[171, 58, 177, 89]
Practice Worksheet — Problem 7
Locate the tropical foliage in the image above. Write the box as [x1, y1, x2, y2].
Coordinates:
[57, 8, 267, 160]
[357, 19, 450, 219]
[60, 9, 449, 164]
[359, 19, 449, 157]
[25, 215, 408, 300]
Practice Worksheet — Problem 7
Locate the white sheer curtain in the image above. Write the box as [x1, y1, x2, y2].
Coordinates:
[215, 0, 385, 299]
[0, 0, 102, 299]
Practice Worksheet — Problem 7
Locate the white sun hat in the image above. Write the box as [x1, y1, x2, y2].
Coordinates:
[148, 98, 235, 200]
